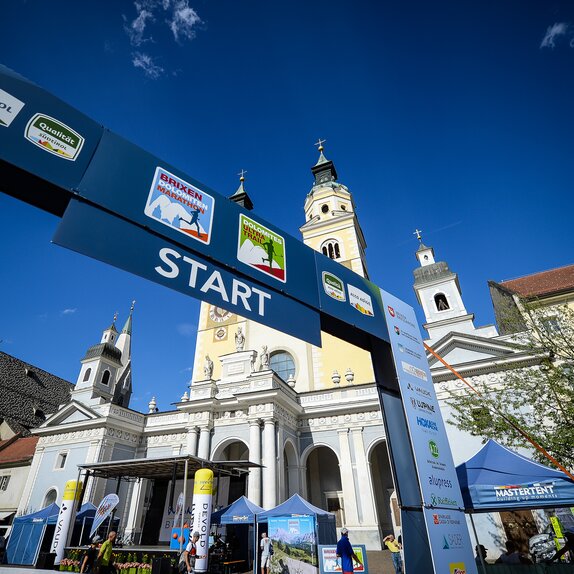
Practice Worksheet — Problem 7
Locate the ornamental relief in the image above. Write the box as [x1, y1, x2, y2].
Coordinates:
[146, 433, 187, 445]
[299, 411, 381, 429]
[105, 427, 142, 443]
[40, 428, 107, 443]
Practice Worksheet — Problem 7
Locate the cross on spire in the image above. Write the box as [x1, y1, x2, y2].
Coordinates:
[113, 311, 118, 324]
[238, 169, 247, 182]
[413, 229, 423, 242]
[130, 300, 136, 313]
[314, 138, 326, 152]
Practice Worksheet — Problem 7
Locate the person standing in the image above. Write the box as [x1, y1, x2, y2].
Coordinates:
[181, 531, 200, 574]
[260, 532, 271, 574]
[80, 538, 100, 574]
[336, 528, 362, 574]
[97, 531, 116, 574]
[383, 534, 403, 574]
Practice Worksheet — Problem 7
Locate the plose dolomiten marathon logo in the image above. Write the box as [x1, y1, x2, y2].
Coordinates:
[237, 214, 286, 282]
[145, 167, 215, 245]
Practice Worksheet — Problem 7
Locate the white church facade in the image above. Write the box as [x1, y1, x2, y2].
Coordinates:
[15, 146, 561, 554]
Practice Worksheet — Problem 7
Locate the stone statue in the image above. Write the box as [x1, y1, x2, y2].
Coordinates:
[204, 355, 214, 379]
[260, 345, 270, 370]
[250, 351, 257, 373]
[235, 326, 245, 352]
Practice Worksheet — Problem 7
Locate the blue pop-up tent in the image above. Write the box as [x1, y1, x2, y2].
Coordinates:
[211, 496, 264, 525]
[258, 493, 337, 544]
[456, 439, 574, 513]
[6, 502, 97, 566]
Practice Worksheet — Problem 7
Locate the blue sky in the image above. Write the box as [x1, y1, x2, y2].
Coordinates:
[1, 1, 573, 412]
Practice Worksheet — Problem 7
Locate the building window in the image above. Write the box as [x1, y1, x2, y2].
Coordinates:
[321, 204, 329, 214]
[55, 452, 68, 470]
[321, 240, 341, 260]
[43, 488, 58, 507]
[434, 293, 449, 311]
[0, 476, 10, 491]
[541, 317, 560, 334]
[101, 370, 111, 385]
[83, 368, 92, 382]
[340, 204, 347, 211]
[270, 351, 296, 382]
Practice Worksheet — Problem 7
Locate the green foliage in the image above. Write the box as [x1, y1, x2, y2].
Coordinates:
[446, 300, 574, 470]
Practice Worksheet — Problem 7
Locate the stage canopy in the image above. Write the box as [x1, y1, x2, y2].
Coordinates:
[456, 439, 574, 513]
[211, 496, 264, 525]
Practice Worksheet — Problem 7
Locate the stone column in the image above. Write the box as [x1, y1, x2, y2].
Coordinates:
[351, 427, 377, 524]
[248, 419, 262, 506]
[262, 419, 277, 509]
[337, 429, 359, 525]
[197, 426, 211, 460]
[123, 479, 147, 541]
[186, 426, 199, 456]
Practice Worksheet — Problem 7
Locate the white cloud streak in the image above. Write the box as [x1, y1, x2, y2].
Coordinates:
[132, 52, 165, 79]
[61, 308, 77, 315]
[168, 0, 201, 43]
[540, 22, 569, 49]
[176, 323, 197, 337]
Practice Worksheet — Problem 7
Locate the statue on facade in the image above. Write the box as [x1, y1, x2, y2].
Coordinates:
[260, 345, 270, 370]
[204, 355, 214, 379]
[235, 326, 245, 352]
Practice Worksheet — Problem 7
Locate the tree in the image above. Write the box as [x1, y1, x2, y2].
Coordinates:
[445, 299, 574, 470]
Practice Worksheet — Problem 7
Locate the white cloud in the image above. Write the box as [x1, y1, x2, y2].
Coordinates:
[125, 7, 155, 46]
[540, 22, 569, 48]
[176, 323, 197, 337]
[168, 0, 201, 43]
[132, 52, 165, 79]
[61, 308, 77, 315]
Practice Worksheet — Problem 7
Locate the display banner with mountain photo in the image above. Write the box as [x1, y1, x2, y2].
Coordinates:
[268, 516, 318, 573]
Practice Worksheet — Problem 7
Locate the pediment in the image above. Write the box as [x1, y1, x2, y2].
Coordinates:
[427, 332, 525, 369]
[41, 401, 101, 428]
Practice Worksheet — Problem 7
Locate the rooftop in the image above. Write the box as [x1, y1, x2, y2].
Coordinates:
[500, 264, 574, 298]
[0, 435, 39, 464]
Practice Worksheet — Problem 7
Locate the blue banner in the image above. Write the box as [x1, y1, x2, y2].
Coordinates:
[379, 289, 477, 574]
[53, 200, 321, 346]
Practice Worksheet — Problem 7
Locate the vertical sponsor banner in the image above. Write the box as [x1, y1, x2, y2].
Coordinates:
[380, 289, 477, 574]
[191, 469, 213, 573]
[51, 480, 82, 565]
[89, 493, 120, 538]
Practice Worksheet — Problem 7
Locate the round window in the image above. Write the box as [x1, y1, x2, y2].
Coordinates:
[269, 351, 296, 382]
[321, 204, 329, 214]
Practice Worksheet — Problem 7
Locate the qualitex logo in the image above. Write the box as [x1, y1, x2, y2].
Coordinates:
[25, 113, 84, 160]
[237, 214, 286, 282]
[429, 440, 439, 459]
[0, 89, 25, 127]
[416, 416, 438, 431]
[322, 272, 345, 301]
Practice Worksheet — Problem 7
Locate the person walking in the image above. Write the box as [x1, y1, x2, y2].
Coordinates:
[80, 538, 100, 574]
[180, 531, 200, 574]
[336, 528, 362, 574]
[383, 534, 403, 574]
[97, 531, 116, 574]
[260, 532, 272, 574]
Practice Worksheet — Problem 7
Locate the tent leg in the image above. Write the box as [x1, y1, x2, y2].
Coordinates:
[470, 514, 487, 574]
[180, 458, 189, 554]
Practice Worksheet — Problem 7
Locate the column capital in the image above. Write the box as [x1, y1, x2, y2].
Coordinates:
[262, 418, 276, 426]
[249, 418, 262, 427]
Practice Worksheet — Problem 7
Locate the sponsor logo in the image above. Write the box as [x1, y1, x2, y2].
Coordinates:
[237, 214, 286, 282]
[145, 167, 215, 244]
[416, 416, 438, 431]
[394, 325, 400, 335]
[322, 272, 345, 301]
[410, 397, 435, 414]
[431, 493, 458, 507]
[402, 361, 428, 381]
[387, 305, 396, 317]
[429, 474, 453, 489]
[408, 382, 433, 398]
[429, 440, 439, 459]
[348, 285, 374, 316]
[25, 113, 84, 160]
[0, 89, 25, 127]
[449, 563, 466, 574]
[443, 533, 464, 549]
[433, 512, 462, 525]
[494, 481, 557, 501]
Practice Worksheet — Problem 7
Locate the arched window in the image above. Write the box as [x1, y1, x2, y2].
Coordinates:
[321, 240, 341, 260]
[434, 293, 449, 311]
[101, 370, 111, 385]
[43, 488, 57, 507]
[83, 368, 92, 382]
[270, 351, 296, 382]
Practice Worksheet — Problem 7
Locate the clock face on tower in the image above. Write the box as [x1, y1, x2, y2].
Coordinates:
[209, 306, 233, 323]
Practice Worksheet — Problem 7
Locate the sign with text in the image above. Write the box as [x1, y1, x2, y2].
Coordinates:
[318, 544, 368, 574]
[53, 200, 321, 346]
[380, 289, 477, 574]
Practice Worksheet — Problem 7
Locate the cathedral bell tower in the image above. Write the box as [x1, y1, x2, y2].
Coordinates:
[300, 140, 369, 278]
[412, 231, 477, 344]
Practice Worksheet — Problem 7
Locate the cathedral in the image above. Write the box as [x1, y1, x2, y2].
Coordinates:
[12, 144, 567, 554]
